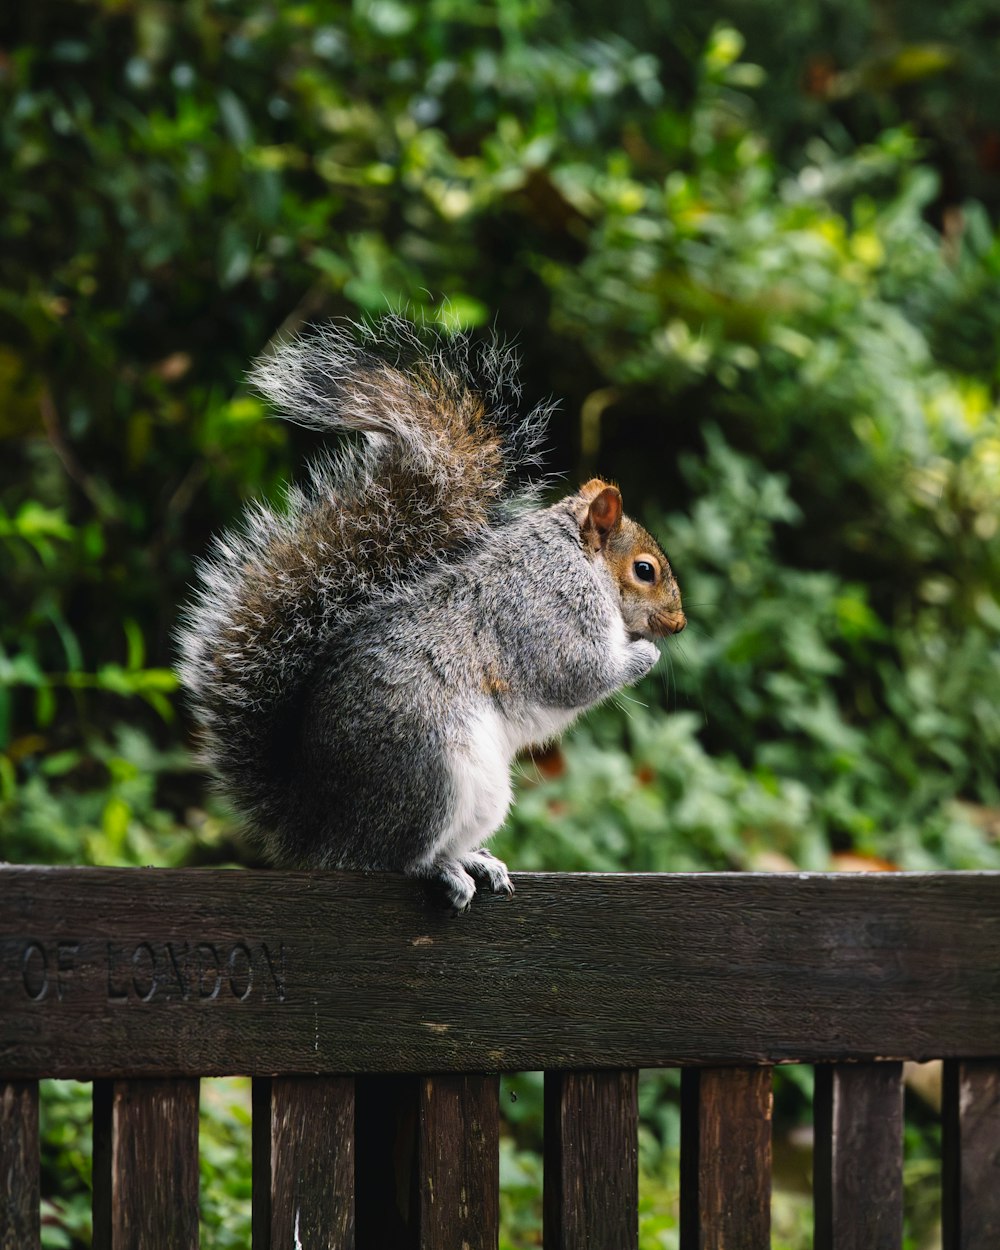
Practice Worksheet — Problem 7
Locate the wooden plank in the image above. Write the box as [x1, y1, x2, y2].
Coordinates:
[543, 1069, 638, 1250]
[3, 868, 1000, 1075]
[0, 1079, 40, 1250]
[355, 1075, 419, 1250]
[680, 1067, 772, 1249]
[92, 1078, 199, 1250]
[418, 1074, 499, 1250]
[943, 1059, 1000, 1248]
[252, 1076, 354, 1249]
[354, 1074, 499, 1250]
[813, 1062, 903, 1250]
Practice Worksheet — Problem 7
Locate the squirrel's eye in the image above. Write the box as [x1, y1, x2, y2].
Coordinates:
[633, 560, 656, 584]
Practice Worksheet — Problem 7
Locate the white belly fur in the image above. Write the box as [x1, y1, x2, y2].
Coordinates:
[428, 701, 582, 865]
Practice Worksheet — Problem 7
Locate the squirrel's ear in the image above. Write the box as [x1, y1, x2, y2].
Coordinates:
[581, 485, 623, 552]
[578, 478, 610, 503]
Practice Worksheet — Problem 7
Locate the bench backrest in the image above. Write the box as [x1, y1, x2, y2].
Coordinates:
[2, 867, 999, 1246]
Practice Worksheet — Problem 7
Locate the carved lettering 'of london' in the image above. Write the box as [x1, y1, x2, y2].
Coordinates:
[18, 939, 287, 1005]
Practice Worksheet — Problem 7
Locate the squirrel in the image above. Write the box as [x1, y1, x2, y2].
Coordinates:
[176, 316, 685, 911]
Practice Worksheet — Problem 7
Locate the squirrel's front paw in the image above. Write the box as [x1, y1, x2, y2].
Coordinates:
[426, 862, 477, 914]
[625, 638, 659, 683]
[461, 849, 514, 898]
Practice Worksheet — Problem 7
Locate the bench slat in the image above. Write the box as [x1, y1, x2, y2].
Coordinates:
[543, 1069, 638, 1250]
[5, 869, 1000, 1076]
[0, 1079, 40, 1250]
[814, 1061, 903, 1250]
[418, 1074, 500, 1250]
[680, 1067, 772, 1249]
[92, 1078, 199, 1250]
[252, 1076, 355, 1249]
[943, 1059, 1000, 1248]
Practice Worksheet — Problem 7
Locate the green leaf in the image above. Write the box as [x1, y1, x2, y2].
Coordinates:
[123, 619, 145, 671]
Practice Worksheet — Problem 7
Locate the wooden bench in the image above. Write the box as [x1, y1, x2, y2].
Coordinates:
[2, 866, 999, 1247]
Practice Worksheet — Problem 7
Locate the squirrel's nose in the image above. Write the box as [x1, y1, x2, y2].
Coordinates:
[653, 609, 686, 636]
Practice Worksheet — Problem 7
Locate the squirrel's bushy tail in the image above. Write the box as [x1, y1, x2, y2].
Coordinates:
[175, 316, 553, 849]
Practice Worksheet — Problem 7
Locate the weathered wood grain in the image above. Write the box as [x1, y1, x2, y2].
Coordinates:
[680, 1066, 772, 1249]
[0, 1080, 40, 1250]
[813, 1062, 903, 1250]
[92, 1077, 200, 1250]
[942, 1059, 1000, 1248]
[354, 1074, 499, 1250]
[3, 868, 1000, 1076]
[543, 1069, 638, 1250]
[418, 1074, 499, 1250]
[252, 1075, 355, 1249]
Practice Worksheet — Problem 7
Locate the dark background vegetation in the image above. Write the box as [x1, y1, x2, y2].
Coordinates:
[3, 1, 999, 1245]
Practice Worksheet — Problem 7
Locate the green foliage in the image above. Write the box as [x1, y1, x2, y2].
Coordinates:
[4, 0, 1000, 1244]
[38, 1082, 92, 1250]
[5, 3, 1000, 878]
[200, 1080, 254, 1249]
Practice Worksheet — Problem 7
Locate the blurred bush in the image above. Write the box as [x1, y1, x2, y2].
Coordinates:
[4, 0, 998, 876]
[3, 2, 999, 1246]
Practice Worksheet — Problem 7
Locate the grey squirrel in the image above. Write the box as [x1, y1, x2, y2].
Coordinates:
[177, 317, 685, 911]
